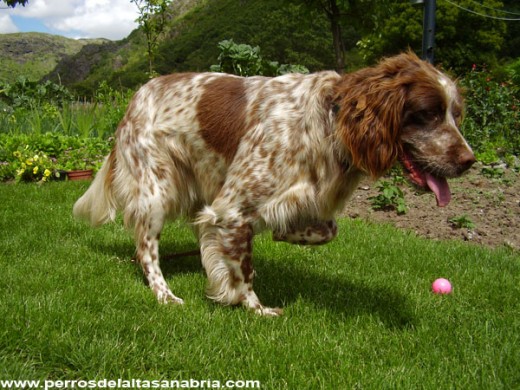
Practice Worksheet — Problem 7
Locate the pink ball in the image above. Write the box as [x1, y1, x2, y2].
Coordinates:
[432, 278, 452, 294]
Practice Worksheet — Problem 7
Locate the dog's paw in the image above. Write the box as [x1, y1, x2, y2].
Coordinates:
[240, 290, 283, 316]
[155, 289, 185, 305]
[254, 306, 284, 317]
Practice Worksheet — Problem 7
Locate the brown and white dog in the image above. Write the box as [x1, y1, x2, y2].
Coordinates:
[74, 52, 475, 315]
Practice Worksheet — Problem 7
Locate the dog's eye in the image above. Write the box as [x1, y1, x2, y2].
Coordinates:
[452, 110, 462, 123]
[412, 110, 439, 124]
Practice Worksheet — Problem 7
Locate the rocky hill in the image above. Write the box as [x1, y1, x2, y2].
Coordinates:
[0, 32, 111, 83]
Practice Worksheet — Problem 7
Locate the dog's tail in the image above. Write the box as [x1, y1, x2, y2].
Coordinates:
[73, 150, 118, 227]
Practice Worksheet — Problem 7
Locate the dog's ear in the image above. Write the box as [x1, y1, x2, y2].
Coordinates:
[333, 53, 428, 178]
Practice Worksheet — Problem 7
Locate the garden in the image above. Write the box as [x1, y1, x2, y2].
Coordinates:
[1, 41, 519, 387]
[0, 78, 131, 183]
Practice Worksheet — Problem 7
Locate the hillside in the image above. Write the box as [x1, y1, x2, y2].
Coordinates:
[59, 0, 334, 95]
[1, 0, 519, 97]
[153, 0, 334, 74]
[1, 0, 336, 96]
[0, 32, 110, 83]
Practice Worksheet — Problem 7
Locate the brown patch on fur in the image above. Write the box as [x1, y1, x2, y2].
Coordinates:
[197, 76, 248, 162]
[230, 269, 243, 288]
[221, 223, 253, 261]
[241, 253, 254, 283]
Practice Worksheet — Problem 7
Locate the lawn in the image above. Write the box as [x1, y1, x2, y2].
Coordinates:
[0, 182, 519, 389]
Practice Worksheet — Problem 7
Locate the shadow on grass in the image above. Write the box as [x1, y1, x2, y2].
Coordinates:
[92, 237, 414, 329]
[255, 256, 415, 329]
[90, 238, 202, 275]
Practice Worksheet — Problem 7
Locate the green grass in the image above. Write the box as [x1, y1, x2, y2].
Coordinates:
[1, 182, 519, 389]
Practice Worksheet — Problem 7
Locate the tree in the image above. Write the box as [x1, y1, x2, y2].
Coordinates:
[501, 0, 520, 59]
[321, 0, 345, 73]
[301, 0, 348, 73]
[3, 0, 28, 7]
[131, 0, 173, 77]
[300, 0, 390, 73]
[357, 0, 507, 73]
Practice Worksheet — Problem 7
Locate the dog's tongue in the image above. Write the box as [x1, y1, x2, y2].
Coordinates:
[400, 151, 452, 207]
[425, 172, 451, 207]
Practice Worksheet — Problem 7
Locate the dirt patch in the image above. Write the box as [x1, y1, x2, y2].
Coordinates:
[342, 163, 520, 250]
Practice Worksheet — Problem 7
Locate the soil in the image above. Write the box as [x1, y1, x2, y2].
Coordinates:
[342, 163, 520, 250]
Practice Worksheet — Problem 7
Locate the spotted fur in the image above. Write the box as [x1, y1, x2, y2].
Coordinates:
[74, 52, 475, 315]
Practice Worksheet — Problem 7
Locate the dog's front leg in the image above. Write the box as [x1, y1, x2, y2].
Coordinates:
[273, 220, 338, 245]
[197, 208, 282, 316]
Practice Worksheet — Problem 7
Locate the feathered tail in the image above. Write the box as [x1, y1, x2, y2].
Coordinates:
[73, 150, 118, 227]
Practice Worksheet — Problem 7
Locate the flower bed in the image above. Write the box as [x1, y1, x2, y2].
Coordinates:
[0, 133, 113, 183]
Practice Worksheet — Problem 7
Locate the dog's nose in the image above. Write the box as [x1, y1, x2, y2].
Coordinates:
[459, 149, 476, 172]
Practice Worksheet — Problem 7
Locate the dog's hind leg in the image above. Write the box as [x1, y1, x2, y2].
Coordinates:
[132, 191, 184, 305]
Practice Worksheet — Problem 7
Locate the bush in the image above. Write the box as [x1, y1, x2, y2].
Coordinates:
[369, 174, 408, 215]
[0, 77, 73, 111]
[460, 65, 520, 161]
[57, 138, 112, 172]
[0, 78, 128, 183]
[506, 57, 520, 87]
[0, 133, 113, 182]
[210, 40, 308, 77]
[11, 148, 57, 183]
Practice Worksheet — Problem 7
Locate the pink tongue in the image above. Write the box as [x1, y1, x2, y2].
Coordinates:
[425, 173, 451, 207]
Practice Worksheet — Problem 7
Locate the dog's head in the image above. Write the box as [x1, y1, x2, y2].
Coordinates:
[334, 52, 475, 206]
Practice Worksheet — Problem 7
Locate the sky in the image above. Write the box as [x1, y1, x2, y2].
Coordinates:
[0, 0, 139, 40]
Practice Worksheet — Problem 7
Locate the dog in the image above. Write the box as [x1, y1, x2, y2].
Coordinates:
[74, 52, 475, 315]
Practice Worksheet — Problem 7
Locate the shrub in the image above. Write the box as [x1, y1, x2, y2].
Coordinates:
[369, 174, 408, 215]
[210, 39, 309, 77]
[56, 138, 112, 172]
[448, 215, 476, 230]
[0, 77, 73, 111]
[0, 133, 113, 182]
[11, 148, 57, 183]
[460, 65, 520, 160]
[506, 57, 520, 86]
